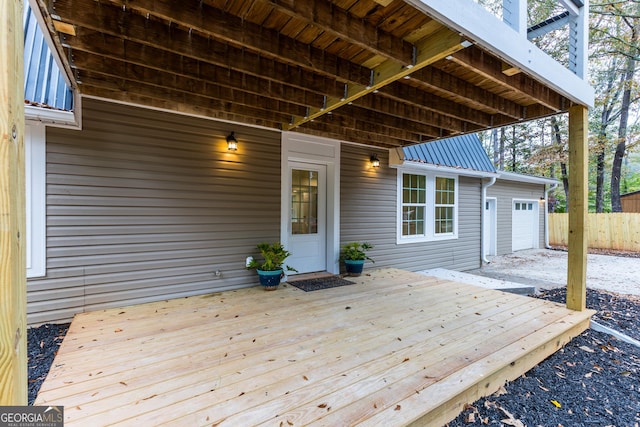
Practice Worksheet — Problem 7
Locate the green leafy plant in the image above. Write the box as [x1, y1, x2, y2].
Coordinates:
[340, 242, 374, 262]
[246, 242, 297, 272]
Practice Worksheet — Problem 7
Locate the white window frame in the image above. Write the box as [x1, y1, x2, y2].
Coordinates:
[26, 123, 46, 278]
[397, 170, 459, 244]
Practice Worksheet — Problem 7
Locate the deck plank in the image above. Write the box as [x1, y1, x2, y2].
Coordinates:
[35, 268, 593, 426]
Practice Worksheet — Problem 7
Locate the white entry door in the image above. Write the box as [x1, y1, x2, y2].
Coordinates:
[483, 198, 497, 256]
[287, 163, 327, 274]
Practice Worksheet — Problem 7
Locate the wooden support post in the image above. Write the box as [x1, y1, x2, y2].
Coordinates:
[566, 105, 588, 311]
[0, 0, 27, 404]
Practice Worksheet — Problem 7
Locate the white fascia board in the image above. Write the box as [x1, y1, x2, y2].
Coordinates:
[406, 0, 594, 108]
[557, 0, 581, 16]
[498, 171, 559, 185]
[25, 105, 80, 129]
[390, 160, 499, 179]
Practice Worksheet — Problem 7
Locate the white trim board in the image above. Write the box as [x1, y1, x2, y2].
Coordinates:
[25, 123, 47, 278]
[280, 132, 341, 275]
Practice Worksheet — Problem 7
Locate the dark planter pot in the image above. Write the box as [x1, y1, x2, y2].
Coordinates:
[344, 259, 365, 276]
[257, 269, 283, 290]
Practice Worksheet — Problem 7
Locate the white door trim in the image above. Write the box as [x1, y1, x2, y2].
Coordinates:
[281, 132, 340, 274]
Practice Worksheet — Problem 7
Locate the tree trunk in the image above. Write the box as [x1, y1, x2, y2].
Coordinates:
[492, 128, 499, 167]
[499, 127, 505, 170]
[595, 65, 620, 213]
[551, 117, 570, 210]
[611, 54, 636, 212]
[511, 126, 517, 171]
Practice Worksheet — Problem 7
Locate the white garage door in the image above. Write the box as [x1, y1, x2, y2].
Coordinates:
[512, 201, 538, 251]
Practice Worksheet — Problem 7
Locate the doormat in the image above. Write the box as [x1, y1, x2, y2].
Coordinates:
[289, 276, 355, 292]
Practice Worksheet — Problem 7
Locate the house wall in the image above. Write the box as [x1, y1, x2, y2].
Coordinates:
[621, 192, 640, 213]
[340, 144, 482, 272]
[487, 180, 546, 255]
[27, 98, 282, 324]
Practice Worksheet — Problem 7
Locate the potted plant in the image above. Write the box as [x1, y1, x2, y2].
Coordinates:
[340, 242, 374, 276]
[246, 242, 297, 290]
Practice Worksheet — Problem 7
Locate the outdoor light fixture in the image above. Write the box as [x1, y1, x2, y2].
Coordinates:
[226, 132, 238, 151]
[370, 154, 380, 168]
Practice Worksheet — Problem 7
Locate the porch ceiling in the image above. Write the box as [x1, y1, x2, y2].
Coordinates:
[34, 0, 573, 148]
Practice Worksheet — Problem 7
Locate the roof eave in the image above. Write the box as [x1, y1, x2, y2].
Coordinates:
[390, 159, 499, 178]
[498, 170, 559, 185]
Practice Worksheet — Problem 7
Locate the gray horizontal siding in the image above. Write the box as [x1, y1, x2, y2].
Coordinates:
[340, 145, 482, 273]
[27, 98, 281, 324]
[487, 180, 546, 255]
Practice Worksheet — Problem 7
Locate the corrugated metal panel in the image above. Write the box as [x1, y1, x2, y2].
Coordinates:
[23, 3, 73, 110]
[403, 134, 496, 173]
[487, 180, 546, 255]
[340, 145, 482, 273]
[26, 98, 281, 324]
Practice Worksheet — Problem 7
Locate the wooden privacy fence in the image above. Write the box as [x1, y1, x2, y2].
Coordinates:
[549, 213, 640, 252]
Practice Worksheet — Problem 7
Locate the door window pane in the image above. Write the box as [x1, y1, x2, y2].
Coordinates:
[291, 169, 318, 234]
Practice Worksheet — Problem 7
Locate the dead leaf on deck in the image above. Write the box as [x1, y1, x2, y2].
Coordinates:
[114, 328, 123, 333]
[303, 375, 309, 381]
[394, 405, 401, 411]
[318, 403, 327, 408]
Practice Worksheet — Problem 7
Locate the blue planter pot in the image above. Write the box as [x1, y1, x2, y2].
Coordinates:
[257, 269, 283, 290]
[344, 259, 365, 276]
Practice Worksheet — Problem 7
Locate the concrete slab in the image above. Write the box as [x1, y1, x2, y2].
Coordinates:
[418, 268, 535, 295]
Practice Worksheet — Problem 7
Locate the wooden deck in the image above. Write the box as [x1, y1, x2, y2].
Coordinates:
[36, 269, 594, 426]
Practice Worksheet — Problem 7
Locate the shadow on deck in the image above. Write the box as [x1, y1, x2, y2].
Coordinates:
[36, 268, 593, 426]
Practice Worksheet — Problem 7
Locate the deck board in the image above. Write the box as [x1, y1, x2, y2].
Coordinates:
[36, 268, 593, 426]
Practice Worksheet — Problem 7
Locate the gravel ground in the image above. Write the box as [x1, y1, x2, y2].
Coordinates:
[474, 249, 640, 297]
[446, 288, 640, 427]
[28, 323, 69, 405]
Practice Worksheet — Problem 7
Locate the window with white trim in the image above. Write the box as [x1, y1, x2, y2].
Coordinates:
[26, 123, 47, 278]
[398, 171, 458, 243]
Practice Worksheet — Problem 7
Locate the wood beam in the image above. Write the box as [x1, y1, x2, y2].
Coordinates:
[409, 67, 524, 119]
[53, 0, 372, 86]
[64, 29, 348, 100]
[0, 0, 27, 405]
[449, 46, 566, 112]
[252, 0, 414, 65]
[567, 105, 588, 311]
[285, 28, 466, 130]
[380, 82, 495, 128]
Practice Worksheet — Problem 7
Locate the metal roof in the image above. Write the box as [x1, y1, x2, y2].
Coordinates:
[402, 134, 497, 173]
[23, 3, 73, 111]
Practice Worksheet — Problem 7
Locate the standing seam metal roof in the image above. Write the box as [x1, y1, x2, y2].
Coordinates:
[402, 134, 497, 173]
[23, 4, 73, 111]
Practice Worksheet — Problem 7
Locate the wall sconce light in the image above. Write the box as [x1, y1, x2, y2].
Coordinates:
[370, 154, 380, 168]
[226, 132, 238, 151]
